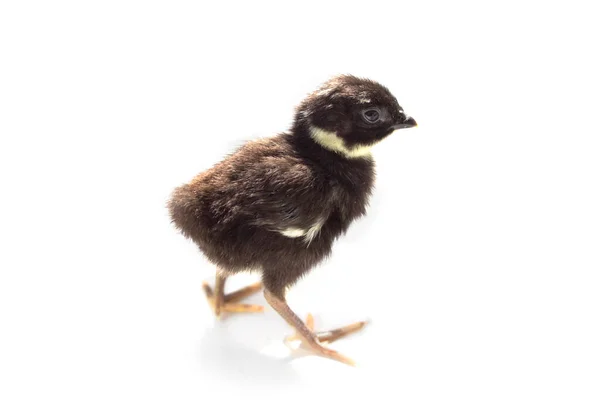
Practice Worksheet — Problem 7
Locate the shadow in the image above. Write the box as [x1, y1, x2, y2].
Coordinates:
[195, 287, 311, 386]
[194, 280, 369, 387]
[196, 322, 306, 387]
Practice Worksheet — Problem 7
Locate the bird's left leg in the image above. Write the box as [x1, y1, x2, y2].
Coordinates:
[202, 274, 264, 318]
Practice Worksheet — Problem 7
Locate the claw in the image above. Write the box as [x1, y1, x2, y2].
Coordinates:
[203, 280, 263, 317]
[283, 313, 365, 366]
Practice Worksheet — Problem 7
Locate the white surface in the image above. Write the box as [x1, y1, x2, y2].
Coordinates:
[1, 1, 599, 399]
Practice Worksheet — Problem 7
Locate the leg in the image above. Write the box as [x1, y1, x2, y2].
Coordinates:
[264, 289, 366, 366]
[213, 273, 225, 317]
[202, 274, 264, 318]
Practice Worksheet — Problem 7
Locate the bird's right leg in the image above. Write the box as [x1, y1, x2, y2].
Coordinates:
[202, 274, 264, 318]
[264, 289, 365, 366]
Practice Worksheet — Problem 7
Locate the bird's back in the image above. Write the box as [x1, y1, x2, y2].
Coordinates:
[169, 135, 314, 228]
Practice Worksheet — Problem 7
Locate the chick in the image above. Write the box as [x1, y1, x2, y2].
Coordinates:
[168, 75, 417, 365]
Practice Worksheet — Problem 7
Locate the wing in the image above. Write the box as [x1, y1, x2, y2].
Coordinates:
[239, 157, 331, 238]
[198, 135, 334, 240]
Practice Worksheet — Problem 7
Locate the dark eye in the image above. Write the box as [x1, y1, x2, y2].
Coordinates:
[362, 108, 380, 123]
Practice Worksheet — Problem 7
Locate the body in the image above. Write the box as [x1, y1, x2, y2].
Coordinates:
[169, 130, 374, 296]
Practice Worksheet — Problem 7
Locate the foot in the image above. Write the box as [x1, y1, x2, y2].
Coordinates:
[202, 281, 264, 317]
[284, 313, 368, 366]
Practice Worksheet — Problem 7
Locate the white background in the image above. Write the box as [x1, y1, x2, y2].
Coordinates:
[1, 0, 599, 398]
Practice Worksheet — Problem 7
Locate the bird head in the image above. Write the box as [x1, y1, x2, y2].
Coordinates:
[293, 75, 417, 158]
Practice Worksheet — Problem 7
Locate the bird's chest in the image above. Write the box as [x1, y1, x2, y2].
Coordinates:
[330, 182, 371, 221]
[280, 181, 371, 245]
[282, 160, 374, 245]
[320, 168, 375, 234]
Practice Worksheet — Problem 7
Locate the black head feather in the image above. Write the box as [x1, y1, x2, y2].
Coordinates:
[293, 75, 416, 152]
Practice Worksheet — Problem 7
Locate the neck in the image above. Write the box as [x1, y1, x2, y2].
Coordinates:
[291, 121, 374, 160]
[288, 121, 376, 194]
[309, 126, 374, 159]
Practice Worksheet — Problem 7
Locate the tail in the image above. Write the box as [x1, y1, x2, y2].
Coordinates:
[167, 183, 203, 240]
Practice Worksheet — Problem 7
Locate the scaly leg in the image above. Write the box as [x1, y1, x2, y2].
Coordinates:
[264, 289, 367, 366]
[202, 275, 264, 318]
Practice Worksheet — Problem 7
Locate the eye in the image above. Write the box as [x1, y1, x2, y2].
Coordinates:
[362, 108, 381, 124]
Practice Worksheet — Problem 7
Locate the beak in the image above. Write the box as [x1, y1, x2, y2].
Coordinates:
[392, 115, 417, 130]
